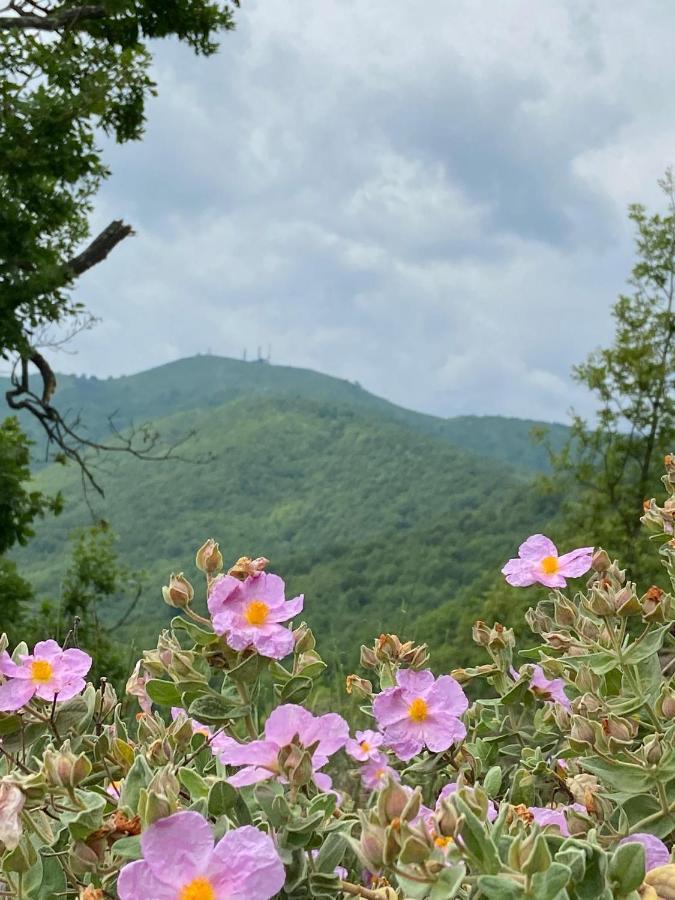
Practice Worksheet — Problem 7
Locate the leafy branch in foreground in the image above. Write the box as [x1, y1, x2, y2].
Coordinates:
[0, 0, 239, 488]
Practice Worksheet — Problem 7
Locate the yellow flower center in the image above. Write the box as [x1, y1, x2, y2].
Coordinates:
[541, 555, 559, 575]
[434, 834, 454, 848]
[360, 741, 371, 752]
[244, 599, 270, 627]
[179, 877, 215, 900]
[30, 660, 53, 684]
[408, 697, 428, 722]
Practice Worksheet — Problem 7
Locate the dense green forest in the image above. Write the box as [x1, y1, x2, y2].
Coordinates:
[6, 355, 564, 668]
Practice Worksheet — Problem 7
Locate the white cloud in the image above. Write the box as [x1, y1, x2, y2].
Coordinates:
[64, 0, 675, 423]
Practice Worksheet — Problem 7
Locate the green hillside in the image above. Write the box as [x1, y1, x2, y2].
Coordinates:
[7, 356, 565, 665]
[1, 355, 567, 472]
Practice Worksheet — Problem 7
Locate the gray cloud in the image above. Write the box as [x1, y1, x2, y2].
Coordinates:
[63, 0, 675, 422]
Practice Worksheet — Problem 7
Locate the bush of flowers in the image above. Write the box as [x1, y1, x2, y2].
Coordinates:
[8, 463, 675, 898]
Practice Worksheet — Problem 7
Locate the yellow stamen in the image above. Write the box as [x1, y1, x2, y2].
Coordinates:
[244, 599, 270, 627]
[541, 555, 559, 575]
[30, 660, 53, 684]
[434, 834, 453, 848]
[179, 877, 215, 900]
[408, 697, 428, 722]
[360, 741, 371, 753]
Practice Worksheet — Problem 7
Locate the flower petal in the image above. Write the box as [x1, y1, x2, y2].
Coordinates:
[518, 534, 558, 560]
[428, 675, 469, 717]
[140, 810, 213, 884]
[557, 547, 594, 578]
[0, 679, 35, 711]
[117, 860, 177, 900]
[209, 825, 286, 899]
[396, 669, 435, 694]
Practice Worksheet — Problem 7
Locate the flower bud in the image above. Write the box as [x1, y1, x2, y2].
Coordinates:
[553, 595, 577, 628]
[94, 679, 118, 720]
[602, 715, 637, 745]
[644, 734, 664, 765]
[195, 539, 224, 575]
[377, 780, 412, 825]
[227, 555, 268, 580]
[292, 622, 316, 653]
[591, 548, 611, 572]
[659, 690, 675, 719]
[0, 782, 24, 851]
[360, 644, 379, 669]
[358, 816, 386, 870]
[70, 841, 100, 876]
[541, 631, 572, 651]
[162, 572, 194, 609]
[43, 744, 92, 790]
[345, 674, 373, 699]
[570, 716, 597, 747]
[642, 586, 672, 623]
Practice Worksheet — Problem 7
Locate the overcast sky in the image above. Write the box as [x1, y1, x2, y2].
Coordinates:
[61, 0, 675, 423]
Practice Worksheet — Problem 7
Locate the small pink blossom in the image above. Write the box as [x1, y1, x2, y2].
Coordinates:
[106, 780, 122, 802]
[502, 535, 593, 588]
[360, 752, 400, 791]
[511, 664, 571, 711]
[208, 573, 303, 660]
[345, 729, 384, 762]
[437, 782, 497, 822]
[126, 661, 153, 716]
[0, 640, 91, 711]
[529, 803, 585, 837]
[619, 833, 670, 872]
[117, 810, 285, 899]
[215, 703, 348, 790]
[373, 669, 468, 762]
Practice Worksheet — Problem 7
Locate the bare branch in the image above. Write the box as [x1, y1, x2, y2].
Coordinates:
[0, 5, 105, 31]
[67, 220, 134, 278]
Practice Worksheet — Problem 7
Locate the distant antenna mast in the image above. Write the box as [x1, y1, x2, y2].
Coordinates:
[267, 344, 271, 363]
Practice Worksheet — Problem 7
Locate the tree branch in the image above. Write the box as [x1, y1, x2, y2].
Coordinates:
[0, 5, 105, 31]
[67, 220, 133, 278]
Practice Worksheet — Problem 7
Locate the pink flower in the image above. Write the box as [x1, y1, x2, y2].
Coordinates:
[345, 729, 384, 762]
[372, 670, 468, 762]
[208, 573, 303, 660]
[502, 535, 593, 588]
[215, 703, 348, 790]
[117, 810, 285, 899]
[619, 834, 670, 872]
[359, 752, 400, 791]
[437, 782, 497, 822]
[126, 661, 153, 716]
[529, 803, 585, 837]
[106, 780, 122, 802]
[0, 640, 91, 711]
[511, 665, 571, 711]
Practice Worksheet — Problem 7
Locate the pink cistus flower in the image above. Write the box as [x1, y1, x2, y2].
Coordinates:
[619, 833, 670, 872]
[502, 535, 593, 588]
[511, 664, 571, 711]
[372, 669, 468, 762]
[126, 661, 153, 716]
[215, 703, 348, 791]
[208, 572, 303, 660]
[117, 810, 285, 899]
[529, 803, 585, 837]
[0, 640, 92, 711]
[437, 782, 497, 822]
[360, 752, 400, 791]
[345, 729, 384, 762]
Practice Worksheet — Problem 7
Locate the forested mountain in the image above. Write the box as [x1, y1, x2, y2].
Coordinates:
[7, 355, 566, 664]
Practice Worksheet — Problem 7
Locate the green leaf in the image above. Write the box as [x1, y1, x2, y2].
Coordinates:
[61, 790, 106, 840]
[172, 616, 219, 645]
[315, 832, 346, 874]
[208, 780, 237, 817]
[477, 874, 526, 898]
[454, 796, 501, 874]
[145, 679, 183, 706]
[120, 754, 152, 813]
[530, 862, 571, 900]
[188, 694, 242, 725]
[279, 675, 313, 704]
[178, 767, 209, 800]
[609, 842, 645, 896]
[429, 864, 466, 900]
[111, 835, 142, 860]
[622, 624, 671, 665]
